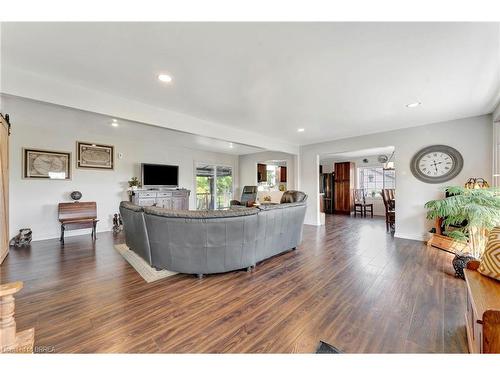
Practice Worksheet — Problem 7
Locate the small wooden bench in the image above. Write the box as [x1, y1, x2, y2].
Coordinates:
[58, 201, 98, 244]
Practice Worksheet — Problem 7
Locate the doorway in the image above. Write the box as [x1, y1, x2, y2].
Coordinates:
[318, 146, 396, 231]
[195, 164, 233, 210]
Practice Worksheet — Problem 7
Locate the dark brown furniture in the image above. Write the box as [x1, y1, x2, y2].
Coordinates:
[464, 260, 500, 353]
[58, 201, 98, 244]
[279, 166, 287, 183]
[257, 163, 267, 183]
[320, 172, 334, 214]
[230, 186, 258, 207]
[381, 189, 395, 232]
[353, 189, 373, 218]
[334, 162, 354, 215]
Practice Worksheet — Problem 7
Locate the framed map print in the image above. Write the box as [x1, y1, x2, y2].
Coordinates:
[76, 141, 114, 170]
[23, 148, 71, 180]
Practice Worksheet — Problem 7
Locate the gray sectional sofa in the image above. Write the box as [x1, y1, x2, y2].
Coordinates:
[119, 191, 307, 277]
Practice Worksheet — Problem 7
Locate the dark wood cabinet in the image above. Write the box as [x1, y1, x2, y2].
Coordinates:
[334, 162, 354, 215]
[279, 166, 287, 183]
[257, 163, 267, 183]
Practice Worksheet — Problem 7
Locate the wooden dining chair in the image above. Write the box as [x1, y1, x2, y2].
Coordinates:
[381, 189, 395, 232]
[353, 189, 373, 218]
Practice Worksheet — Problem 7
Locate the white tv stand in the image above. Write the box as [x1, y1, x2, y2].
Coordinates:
[130, 188, 190, 210]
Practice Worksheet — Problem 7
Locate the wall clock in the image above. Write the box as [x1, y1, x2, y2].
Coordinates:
[410, 145, 463, 184]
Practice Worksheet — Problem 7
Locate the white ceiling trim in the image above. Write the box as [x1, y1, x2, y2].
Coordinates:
[1, 66, 299, 155]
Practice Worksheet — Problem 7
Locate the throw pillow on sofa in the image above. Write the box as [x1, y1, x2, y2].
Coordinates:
[478, 227, 500, 281]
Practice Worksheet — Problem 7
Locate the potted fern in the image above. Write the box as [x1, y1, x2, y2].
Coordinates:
[425, 186, 500, 277]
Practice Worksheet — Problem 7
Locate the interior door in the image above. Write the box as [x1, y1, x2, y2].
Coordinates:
[0, 115, 10, 264]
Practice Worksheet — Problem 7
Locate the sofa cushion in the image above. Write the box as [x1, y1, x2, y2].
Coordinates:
[478, 227, 500, 281]
[257, 201, 307, 211]
[280, 190, 308, 204]
[144, 206, 259, 219]
[120, 201, 144, 212]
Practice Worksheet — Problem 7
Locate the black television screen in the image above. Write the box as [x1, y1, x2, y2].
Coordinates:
[141, 163, 179, 187]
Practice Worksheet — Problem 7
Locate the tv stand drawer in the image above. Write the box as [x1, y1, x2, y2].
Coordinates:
[136, 191, 157, 198]
[157, 191, 173, 197]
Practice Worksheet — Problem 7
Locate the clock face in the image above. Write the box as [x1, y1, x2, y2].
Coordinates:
[410, 145, 463, 183]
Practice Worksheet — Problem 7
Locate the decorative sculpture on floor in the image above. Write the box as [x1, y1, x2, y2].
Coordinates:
[9, 228, 32, 247]
[112, 214, 123, 234]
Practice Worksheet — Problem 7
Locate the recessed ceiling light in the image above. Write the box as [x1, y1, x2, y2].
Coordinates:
[406, 102, 421, 108]
[229, 143, 234, 149]
[158, 74, 173, 83]
[111, 122, 119, 127]
[297, 128, 305, 132]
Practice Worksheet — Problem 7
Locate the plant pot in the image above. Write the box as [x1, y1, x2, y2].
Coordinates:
[452, 252, 477, 280]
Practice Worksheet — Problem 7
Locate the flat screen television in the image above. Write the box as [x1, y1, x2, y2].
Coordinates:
[141, 163, 179, 188]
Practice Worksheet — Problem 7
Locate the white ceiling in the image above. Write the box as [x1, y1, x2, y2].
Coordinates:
[2, 22, 500, 147]
[320, 146, 395, 163]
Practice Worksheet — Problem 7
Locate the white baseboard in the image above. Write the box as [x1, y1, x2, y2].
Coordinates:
[394, 231, 429, 242]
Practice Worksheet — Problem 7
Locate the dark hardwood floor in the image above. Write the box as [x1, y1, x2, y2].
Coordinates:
[0, 215, 468, 353]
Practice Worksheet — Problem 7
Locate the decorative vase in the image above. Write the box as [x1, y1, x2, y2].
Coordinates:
[70, 191, 82, 201]
[452, 252, 476, 280]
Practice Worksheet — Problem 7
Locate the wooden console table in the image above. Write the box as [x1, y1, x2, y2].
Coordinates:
[464, 261, 500, 353]
[58, 201, 98, 244]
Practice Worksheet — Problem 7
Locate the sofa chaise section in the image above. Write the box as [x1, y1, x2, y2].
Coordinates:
[143, 206, 259, 275]
[119, 191, 307, 277]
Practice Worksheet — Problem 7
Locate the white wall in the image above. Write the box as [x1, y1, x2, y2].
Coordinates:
[493, 103, 500, 187]
[301, 115, 493, 241]
[238, 151, 297, 196]
[4, 96, 239, 241]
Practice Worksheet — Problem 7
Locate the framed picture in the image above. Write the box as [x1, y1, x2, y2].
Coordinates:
[76, 141, 114, 170]
[23, 148, 71, 180]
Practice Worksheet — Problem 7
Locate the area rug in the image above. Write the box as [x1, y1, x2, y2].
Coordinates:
[114, 244, 177, 283]
[315, 341, 342, 354]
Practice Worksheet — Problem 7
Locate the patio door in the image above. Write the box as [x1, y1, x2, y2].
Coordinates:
[195, 164, 233, 209]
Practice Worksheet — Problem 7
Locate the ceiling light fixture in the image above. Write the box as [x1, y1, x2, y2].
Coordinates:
[406, 102, 421, 108]
[158, 74, 173, 83]
[229, 143, 234, 149]
[297, 128, 305, 132]
[111, 122, 119, 127]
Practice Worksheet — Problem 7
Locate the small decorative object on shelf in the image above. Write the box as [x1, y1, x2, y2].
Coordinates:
[70, 190, 82, 201]
[112, 214, 123, 234]
[452, 252, 476, 280]
[464, 177, 489, 189]
[9, 228, 33, 247]
[128, 177, 141, 191]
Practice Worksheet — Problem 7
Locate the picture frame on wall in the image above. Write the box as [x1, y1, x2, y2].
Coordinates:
[76, 141, 114, 170]
[23, 148, 72, 180]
